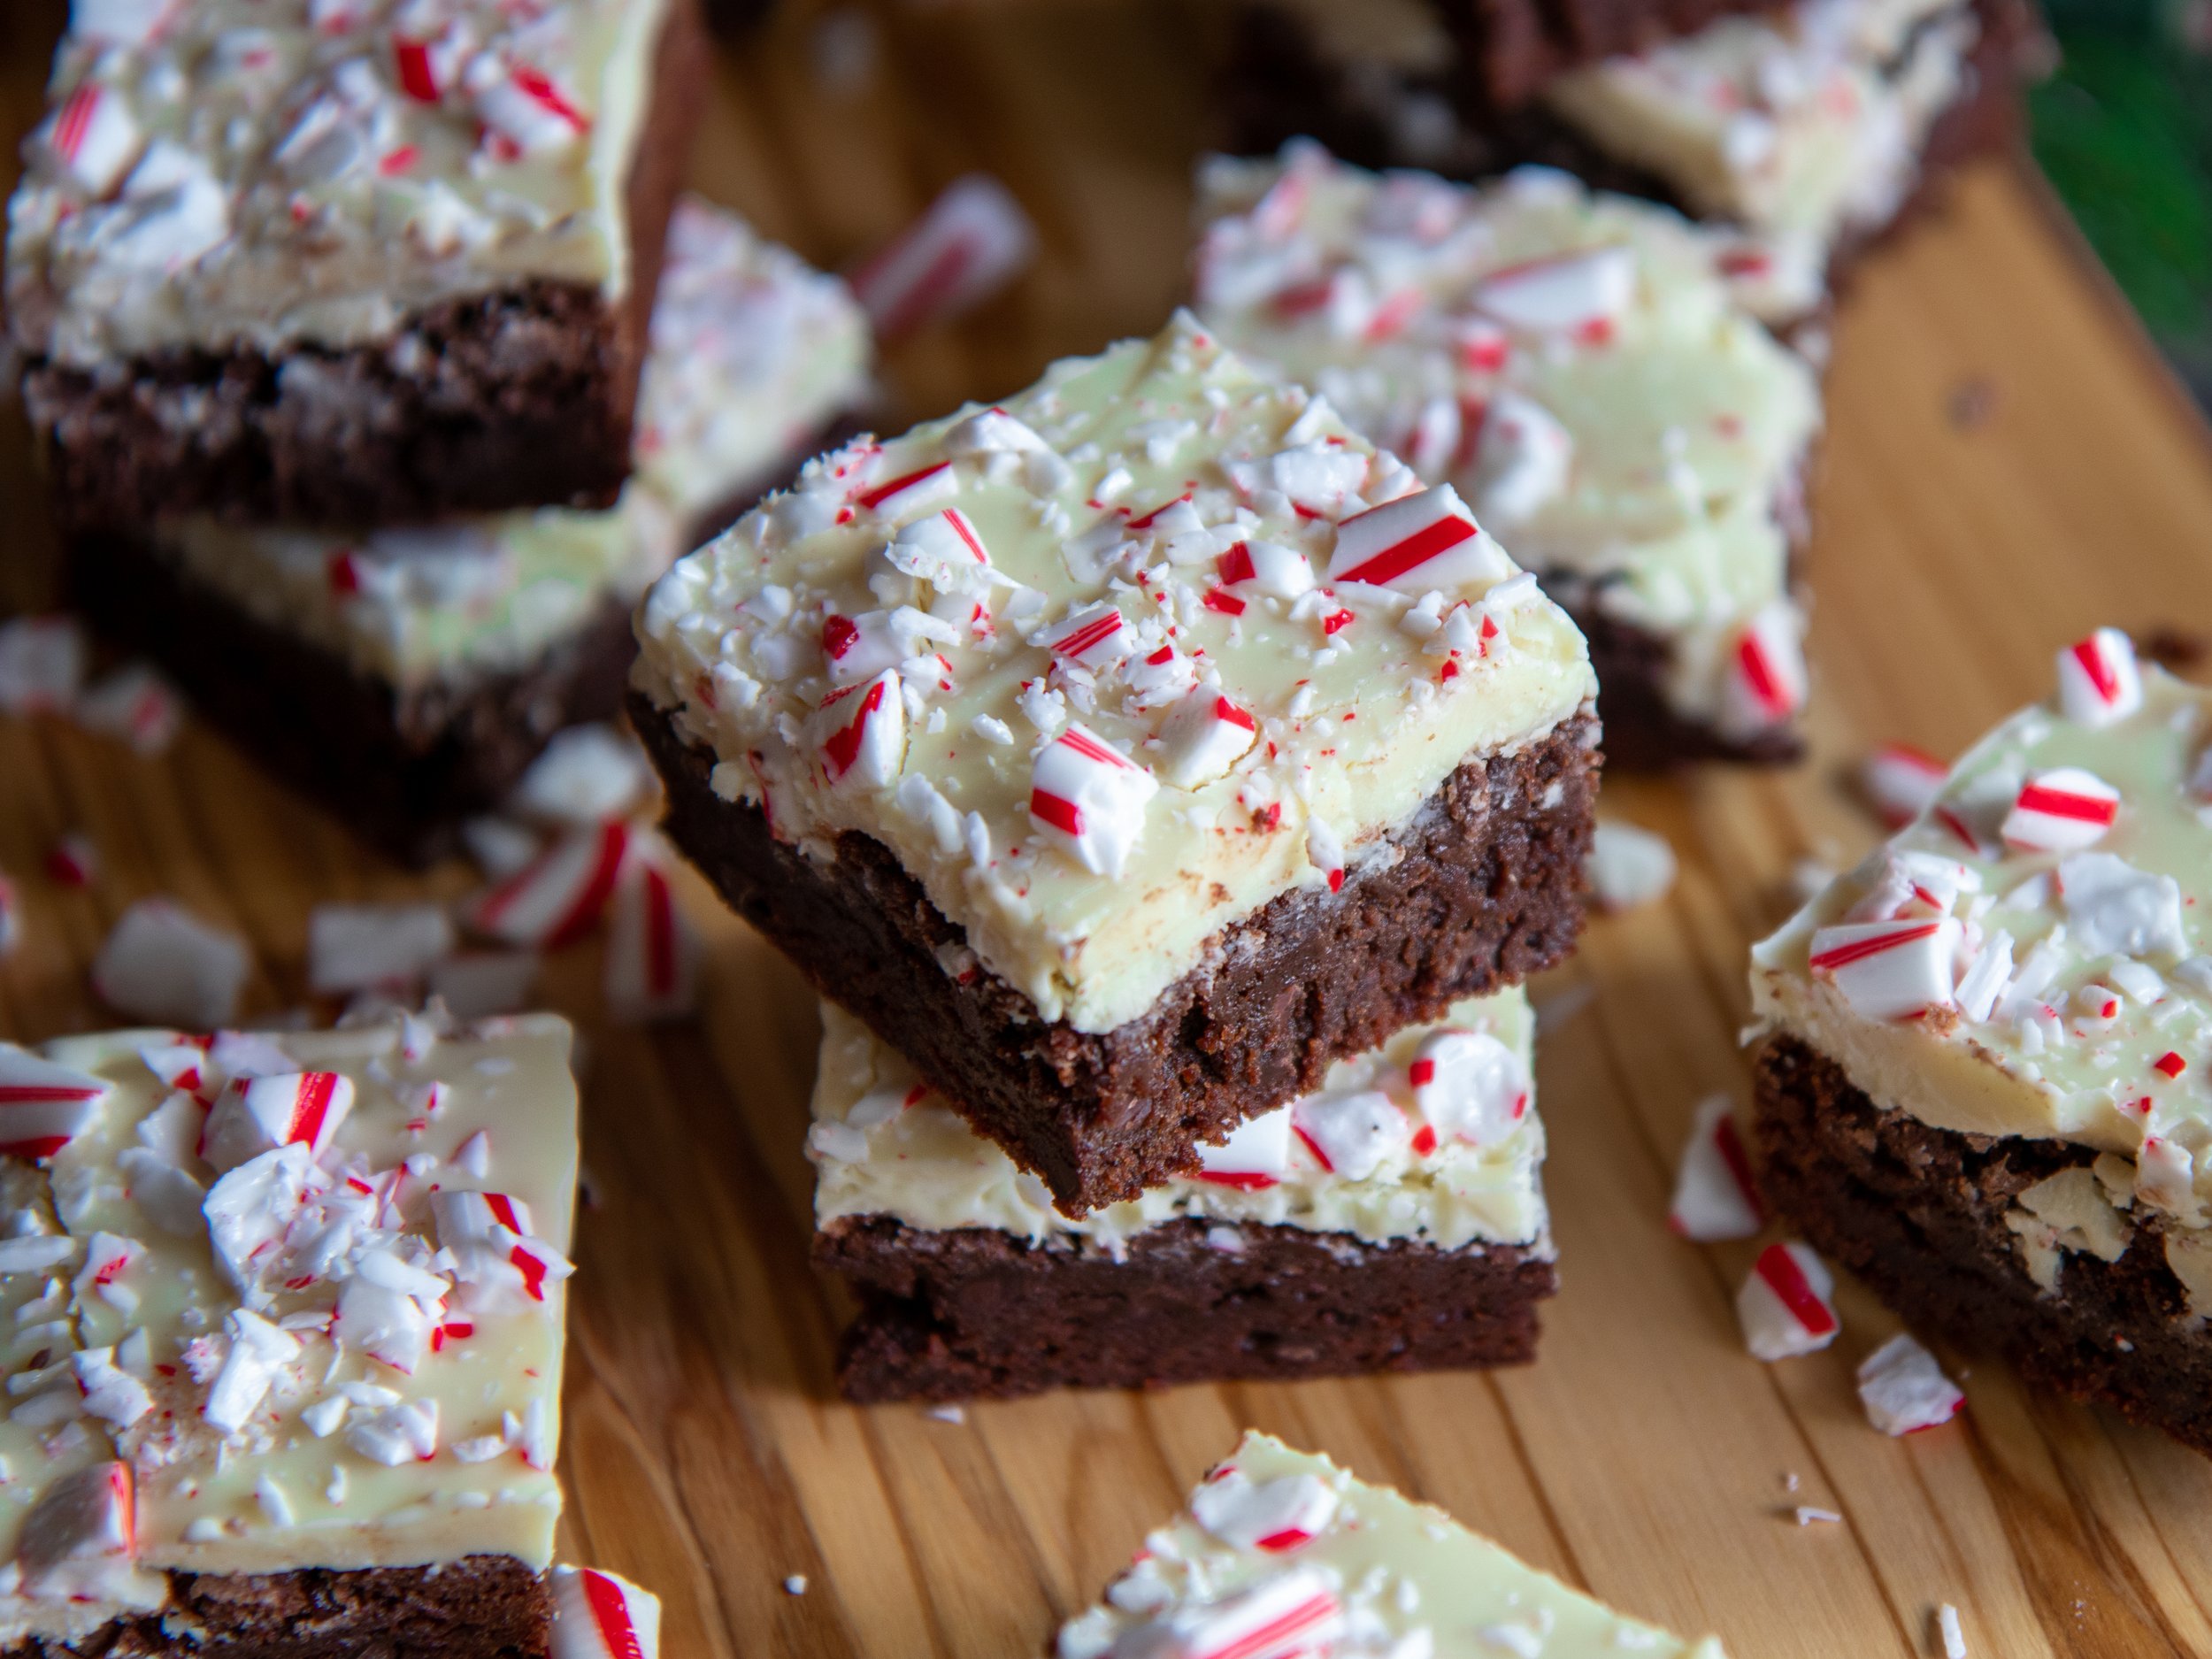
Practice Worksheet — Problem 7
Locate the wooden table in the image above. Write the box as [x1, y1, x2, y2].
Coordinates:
[6, 3, 2212, 1655]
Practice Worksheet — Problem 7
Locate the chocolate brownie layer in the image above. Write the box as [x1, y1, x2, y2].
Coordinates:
[821, 1214, 1556, 1402]
[1754, 1034, 2212, 1456]
[1436, 0, 1772, 108]
[68, 533, 637, 869]
[636, 695, 1597, 1214]
[20, 0, 707, 534]
[1, 1555, 549, 1659]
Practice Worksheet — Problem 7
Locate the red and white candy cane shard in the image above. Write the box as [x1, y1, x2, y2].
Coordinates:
[816, 670, 907, 790]
[1470, 244, 1636, 335]
[2055, 627, 2142, 727]
[1134, 1568, 1344, 1659]
[550, 1565, 662, 1659]
[136, 1042, 206, 1095]
[1290, 1089, 1402, 1181]
[467, 821, 631, 949]
[0, 1043, 111, 1161]
[1158, 688, 1258, 788]
[1215, 539, 1314, 600]
[1028, 724, 1158, 877]
[42, 81, 141, 196]
[849, 173, 1038, 343]
[476, 63, 589, 156]
[1739, 1241, 1839, 1361]
[605, 852, 697, 1024]
[391, 35, 441, 101]
[820, 609, 904, 687]
[1668, 1094, 1763, 1241]
[74, 664, 180, 756]
[201, 1071, 356, 1172]
[887, 508, 993, 588]
[1855, 1333, 1964, 1435]
[1325, 485, 1503, 593]
[1194, 1106, 1292, 1191]
[1407, 1028, 1529, 1148]
[17, 1461, 134, 1574]
[1305, 817, 1344, 893]
[2000, 767, 2121, 854]
[1037, 602, 1130, 672]
[433, 1188, 535, 1251]
[1807, 917, 1961, 1022]
[1722, 605, 1807, 734]
[1189, 1469, 1340, 1553]
[45, 833, 97, 889]
[852, 459, 956, 517]
[1861, 742, 1948, 828]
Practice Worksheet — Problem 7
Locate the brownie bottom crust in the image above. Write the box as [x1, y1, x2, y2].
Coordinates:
[1754, 1034, 2212, 1457]
[635, 697, 1598, 1215]
[2, 1554, 549, 1659]
[820, 1214, 1557, 1402]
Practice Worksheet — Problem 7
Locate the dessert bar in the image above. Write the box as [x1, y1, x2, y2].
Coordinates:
[632, 311, 1598, 1214]
[8, 0, 705, 531]
[0, 1010, 622, 1655]
[811, 991, 1553, 1401]
[69, 199, 871, 866]
[1054, 1432, 1728, 1659]
[1751, 632, 2212, 1455]
[1194, 146, 1823, 765]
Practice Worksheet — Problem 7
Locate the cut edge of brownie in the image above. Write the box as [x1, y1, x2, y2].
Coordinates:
[1753, 1033, 2212, 1458]
[1, 1554, 549, 1659]
[634, 691, 1599, 1216]
[1427, 0, 1778, 110]
[19, 0, 709, 534]
[819, 1212, 1557, 1402]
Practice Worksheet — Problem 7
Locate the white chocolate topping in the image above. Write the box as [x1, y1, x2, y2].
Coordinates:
[1755, 642, 2212, 1244]
[8, 0, 671, 364]
[1193, 148, 1822, 741]
[1055, 1432, 1727, 1659]
[143, 198, 870, 687]
[810, 990, 1546, 1254]
[0, 1012, 578, 1647]
[1545, 0, 1978, 264]
[634, 312, 1595, 1035]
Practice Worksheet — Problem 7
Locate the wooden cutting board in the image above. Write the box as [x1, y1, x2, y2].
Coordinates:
[4, 2, 2212, 1655]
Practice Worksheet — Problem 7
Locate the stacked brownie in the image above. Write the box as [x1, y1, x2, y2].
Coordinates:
[1192, 146, 1824, 765]
[0, 1010, 663, 1659]
[1223, 0, 2042, 293]
[8, 0, 871, 865]
[631, 311, 1601, 1396]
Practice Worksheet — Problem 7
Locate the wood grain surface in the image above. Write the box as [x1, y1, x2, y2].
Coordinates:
[5, 3, 2212, 1655]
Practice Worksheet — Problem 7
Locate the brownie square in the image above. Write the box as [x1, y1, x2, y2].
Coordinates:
[633, 314, 1600, 1215]
[8, 0, 707, 533]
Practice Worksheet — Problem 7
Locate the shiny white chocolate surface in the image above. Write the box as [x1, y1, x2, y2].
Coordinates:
[634, 312, 1595, 1035]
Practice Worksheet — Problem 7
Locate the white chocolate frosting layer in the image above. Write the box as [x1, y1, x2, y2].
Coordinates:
[0, 1011, 578, 1647]
[810, 990, 1546, 1254]
[634, 312, 1595, 1035]
[1545, 0, 1978, 265]
[8, 0, 670, 364]
[1755, 643, 2212, 1247]
[1194, 148, 1822, 740]
[150, 199, 870, 687]
[1056, 1432, 1727, 1659]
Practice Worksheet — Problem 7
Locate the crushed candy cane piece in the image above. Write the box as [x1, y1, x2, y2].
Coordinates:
[1408, 1027, 1528, 1148]
[0, 616, 86, 715]
[1861, 743, 1947, 828]
[466, 821, 630, 949]
[605, 846, 698, 1024]
[550, 1565, 663, 1659]
[1190, 1467, 1338, 1552]
[1740, 1242, 1840, 1361]
[91, 899, 250, 1028]
[1669, 1094, 1763, 1241]
[1194, 1108, 1292, 1190]
[849, 173, 1038, 342]
[1029, 724, 1158, 876]
[1586, 821, 1675, 912]
[1855, 1334, 1964, 1436]
[73, 664, 181, 755]
[2055, 628, 2142, 728]
[0, 1043, 111, 1160]
[307, 902, 456, 995]
[509, 726, 656, 826]
[1807, 918, 1961, 1023]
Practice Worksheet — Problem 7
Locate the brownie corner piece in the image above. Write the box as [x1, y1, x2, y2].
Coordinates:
[10, 0, 707, 531]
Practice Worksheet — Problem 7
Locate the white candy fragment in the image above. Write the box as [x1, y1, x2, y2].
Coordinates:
[0, 616, 85, 715]
[1739, 1242, 1840, 1361]
[1861, 743, 1947, 827]
[1470, 244, 1635, 334]
[1213, 539, 1313, 600]
[1669, 1094, 1763, 1241]
[1586, 821, 1676, 912]
[849, 173, 1037, 341]
[2000, 768, 2119, 854]
[200, 1071, 354, 1173]
[466, 821, 630, 948]
[92, 900, 250, 1028]
[1807, 918, 1962, 1022]
[1194, 1107, 1293, 1190]
[73, 664, 181, 755]
[0, 1043, 111, 1159]
[550, 1565, 664, 1659]
[1936, 1603, 1967, 1659]
[1028, 724, 1157, 877]
[813, 671, 906, 791]
[1469, 390, 1572, 524]
[2056, 852, 2185, 958]
[509, 726, 655, 827]
[71, 1348, 152, 1429]
[307, 903, 456, 995]
[1037, 601, 1130, 672]
[38, 81, 142, 196]
[1290, 1090, 1404, 1179]
[887, 509, 995, 591]
[1408, 1028, 1528, 1148]
[1855, 1334, 1964, 1436]
[346, 1398, 441, 1465]
[1157, 690, 1258, 789]
[1325, 485, 1504, 593]
[2055, 628, 2142, 727]
[434, 1188, 574, 1310]
[203, 1308, 303, 1433]
[1190, 1468, 1339, 1552]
